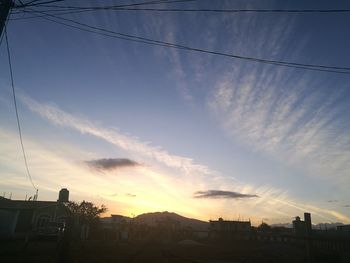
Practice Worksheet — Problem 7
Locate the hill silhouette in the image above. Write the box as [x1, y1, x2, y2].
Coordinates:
[133, 211, 209, 231]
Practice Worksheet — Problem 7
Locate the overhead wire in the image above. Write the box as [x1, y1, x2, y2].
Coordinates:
[24, 0, 47, 5]
[0, 13, 10, 48]
[4, 19, 38, 191]
[11, 0, 63, 9]
[12, 0, 195, 10]
[19, 0, 63, 7]
[9, 0, 196, 17]
[10, 0, 198, 18]
[24, 8, 350, 74]
[10, 1, 350, 21]
[23, 0, 197, 9]
[11, 1, 350, 14]
[23, 0, 177, 9]
[11, 7, 350, 21]
[27, 10, 168, 46]
[28, 7, 350, 13]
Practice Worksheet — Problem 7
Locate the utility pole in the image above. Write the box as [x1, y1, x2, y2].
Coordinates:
[0, 0, 13, 37]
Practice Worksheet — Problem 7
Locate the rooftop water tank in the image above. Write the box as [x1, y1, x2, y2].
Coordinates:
[58, 188, 69, 202]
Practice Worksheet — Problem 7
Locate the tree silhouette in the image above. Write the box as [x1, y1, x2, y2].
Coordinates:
[257, 222, 272, 232]
[66, 201, 107, 224]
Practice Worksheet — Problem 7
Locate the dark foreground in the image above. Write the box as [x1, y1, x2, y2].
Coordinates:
[0, 239, 349, 263]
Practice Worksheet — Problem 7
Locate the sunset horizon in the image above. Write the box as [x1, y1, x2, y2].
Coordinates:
[1, 0, 350, 229]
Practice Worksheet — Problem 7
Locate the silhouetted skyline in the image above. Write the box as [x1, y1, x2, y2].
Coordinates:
[0, 0, 350, 225]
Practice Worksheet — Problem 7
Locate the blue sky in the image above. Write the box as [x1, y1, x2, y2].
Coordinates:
[1, 0, 350, 225]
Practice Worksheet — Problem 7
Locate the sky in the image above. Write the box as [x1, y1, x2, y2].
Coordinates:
[0, 0, 350, 225]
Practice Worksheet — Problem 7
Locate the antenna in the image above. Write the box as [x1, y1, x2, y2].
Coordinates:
[33, 189, 38, 201]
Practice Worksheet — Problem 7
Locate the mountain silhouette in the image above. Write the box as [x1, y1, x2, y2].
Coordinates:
[133, 211, 209, 230]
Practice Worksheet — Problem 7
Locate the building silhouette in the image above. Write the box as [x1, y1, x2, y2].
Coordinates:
[209, 217, 251, 240]
[0, 189, 70, 239]
[292, 212, 312, 237]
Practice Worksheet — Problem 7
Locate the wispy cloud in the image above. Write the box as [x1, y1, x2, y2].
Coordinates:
[85, 158, 140, 171]
[138, 3, 303, 105]
[193, 190, 258, 199]
[20, 95, 213, 176]
[15, 95, 350, 224]
[141, 12, 193, 102]
[208, 65, 350, 184]
[0, 128, 213, 220]
[200, 6, 350, 184]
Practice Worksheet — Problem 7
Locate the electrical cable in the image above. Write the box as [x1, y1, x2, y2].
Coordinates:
[27, 9, 350, 74]
[13, 2, 350, 13]
[24, 0, 46, 5]
[30, 7, 350, 13]
[10, 0, 196, 17]
[16, 0, 195, 9]
[10, 4, 350, 20]
[4, 22, 38, 191]
[25, 0, 52, 4]
[9, 0, 197, 18]
[21, 0, 63, 7]
[0, 15, 10, 48]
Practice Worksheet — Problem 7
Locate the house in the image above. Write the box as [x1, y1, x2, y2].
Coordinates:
[209, 218, 251, 240]
[337, 225, 350, 232]
[99, 214, 130, 240]
[0, 189, 70, 239]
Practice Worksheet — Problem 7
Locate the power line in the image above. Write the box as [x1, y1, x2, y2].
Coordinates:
[24, 0, 48, 5]
[16, 0, 63, 7]
[31, 9, 350, 73]
[27, 10, 180, 46]
[33, 7, 350, 13]
[78, 7, 350, 13]
[16, 0, 196, 9]
[28, 0, 63, 6]
[25, 0, 54, 4]
[4, 22, 37, 191]
[12, 3, 350, 13]
[10, 0, 196, 16]
[10, 3, 350, 22]
[11, 6, 350, 21]
[10, 0, 197, 18]
[0, 14, 10, 48]
[27, 9, 350, 74]
[10, 0, 350, 20]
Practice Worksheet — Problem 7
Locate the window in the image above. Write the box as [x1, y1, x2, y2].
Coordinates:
[37, 214, 50, 228]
